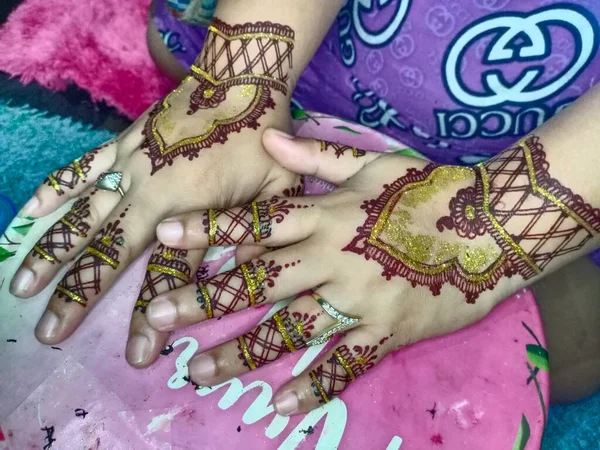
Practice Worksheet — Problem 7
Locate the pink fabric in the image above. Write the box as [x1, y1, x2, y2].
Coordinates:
[0, 113, 549, 449]
[0, 0, 175, 118]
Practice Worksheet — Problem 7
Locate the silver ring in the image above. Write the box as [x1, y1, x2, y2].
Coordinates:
[95, 172, 125, 197]
[306, 293, 361, 347]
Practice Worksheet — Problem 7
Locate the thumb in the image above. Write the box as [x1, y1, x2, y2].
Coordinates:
[262, 128, 381, 185]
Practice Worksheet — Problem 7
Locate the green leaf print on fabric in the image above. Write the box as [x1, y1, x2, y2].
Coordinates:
[0, 247, 16, 262]
[526, 344, 549, 372]
[512, 414, 531, 450]
[12, 223, 34, 236]
[333, 125, 362, 135]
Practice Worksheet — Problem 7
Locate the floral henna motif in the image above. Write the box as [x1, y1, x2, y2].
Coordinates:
[346, 136, 600, 303]
[55, 206, 129, 307]
[141, 19, 295, 175]
[44, 150, 98, 195]
[196, 259, 298, 318]
[204, 197, 299, 245]
[32, 195, 93, 264]
[282, 177, 304, 197]
[236, 306, 318, 370]
[309, 344, 379, 404]
[320, 141, 366, 159]
[135, 245, 192, 313]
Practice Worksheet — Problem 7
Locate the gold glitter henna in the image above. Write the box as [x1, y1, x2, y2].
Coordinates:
[204, 197, 300, 245]
[142, 19, 295, 175]
[236, 306, 318, 370]
[346, 135, 600, 303]
[44, 149, 99, 195]
[309, 344, 379, 404]
[55, 206, 130, 307]
[320, 141, 366, 159]
[135, 245, 192, 313]
[32, 195, 94, 264]
[196, 259, 300, 318]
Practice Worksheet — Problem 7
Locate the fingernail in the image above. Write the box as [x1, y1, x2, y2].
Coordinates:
[157, 221, 183, 244]
[189, 354, 216, 382]
[36, 310, 59, 339]
[274, 392, 299, 416]
[269, 128, 295, 139]
[146, 298, 177, 330]
[126, 335, 150, 364]
[10, 268, 35, 296]
[20, 196, 40, 217]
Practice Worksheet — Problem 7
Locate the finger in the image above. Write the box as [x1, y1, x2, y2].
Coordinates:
[262, 129, 381, 185]
[235, 245, 267, 266]
[156, 197, 319, 249]
[187, 294, 336, 386]
[145, 248, 329, 332]
[20, 143, 118, 219]
[34, 196, 158, 345]
[21, 111, 149, 219]
[126, 243, 206, 367]
[273, 328, 394, 416]
[10, 186, 125, 298]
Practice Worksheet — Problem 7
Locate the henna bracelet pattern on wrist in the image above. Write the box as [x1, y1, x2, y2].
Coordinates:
[135, 245, 192, 313]
[344, 136, 600, 302]
[54, 206, 129, 306]
[141, 18, 295, 175]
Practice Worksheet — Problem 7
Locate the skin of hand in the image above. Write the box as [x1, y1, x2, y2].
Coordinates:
[145, 125, 600, 416]
[9, 81, 298, 360]
[9, 0, 345, 368]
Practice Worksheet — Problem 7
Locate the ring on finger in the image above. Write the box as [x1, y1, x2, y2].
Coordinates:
[306, 293, 361, 347]
[95, 171, 125, 197]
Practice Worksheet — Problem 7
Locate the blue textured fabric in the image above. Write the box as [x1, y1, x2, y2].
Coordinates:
[0, 99, 114, 232]
[543, 391, 600, 449]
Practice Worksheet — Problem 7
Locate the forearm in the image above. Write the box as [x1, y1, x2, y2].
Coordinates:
[422, 85, 600, 303]
[379, 85, 600, 305]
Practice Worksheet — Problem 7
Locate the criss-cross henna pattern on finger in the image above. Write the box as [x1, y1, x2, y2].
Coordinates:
[205, 197, 299, 245]
[44, 149, 98, 195]
[236, 306, 318, 370]
[135, 245, 192, 313]
[142, 18, 295, 174]
[197, 259, 300, 319]
[55, 206, 129, 307]
[309, 344, 379, 404]
[320, 141, 366, 159]
[345, 135, 600, 303]
[32, 195, 94, 264]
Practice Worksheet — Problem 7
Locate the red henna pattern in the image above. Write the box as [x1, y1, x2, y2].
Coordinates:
[135, 245, 192, 313]
[44, 149, 98, 195]
[309, 344, 379, 404]
[236, 306, 317, 369]
[32, 195, 93, 264]
[55, 206, 129, 307]
[320, 141, 366, 159]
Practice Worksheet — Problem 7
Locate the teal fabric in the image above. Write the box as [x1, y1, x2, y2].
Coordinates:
[543, 392, 600, 449]
[0, 99, 114, 232]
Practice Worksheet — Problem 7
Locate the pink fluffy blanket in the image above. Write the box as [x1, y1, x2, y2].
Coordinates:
[0, 0, 175, 118]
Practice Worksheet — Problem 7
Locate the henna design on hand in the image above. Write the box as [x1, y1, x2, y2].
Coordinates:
[196, 259, 299, 318]
[32, 194, 93, 264]
[236, 306, 318, 370]
[282, 177, 304, 197]
[55, 206, 129, 307]
[204, 197, 300, 245]
[320, 141, 366, 159]
[44, 150, 98, 195]
[135, 245, 192, 313]
[309, 344, 379, 404]
[345, 136, 600, 302]
[142, 19, 295, 175]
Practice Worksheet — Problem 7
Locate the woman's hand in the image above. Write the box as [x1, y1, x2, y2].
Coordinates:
[145, 131, 529, 415]
[9, 24, 301, 368]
